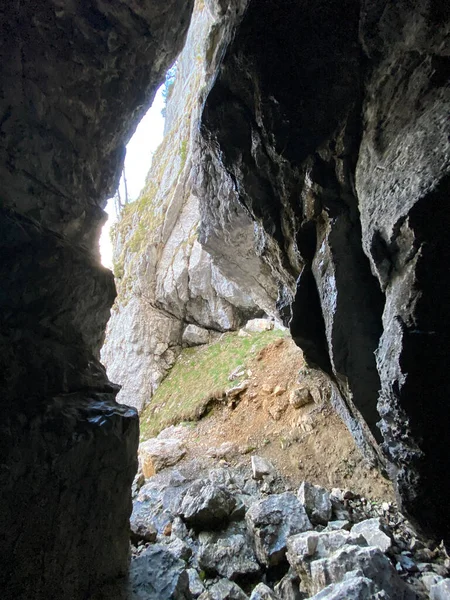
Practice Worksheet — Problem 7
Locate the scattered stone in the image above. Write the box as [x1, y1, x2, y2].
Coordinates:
[306, 575, 375, 599]
[249, 582, 281, 599]
[128, 545, 190, 600]
[183, 324, 211, 346]
[422, 573, 444, 592]
[396, 554, 419, 572]
[273, 385, 286, 396]
[229, 367, 246, 381]
[306, 545, 415, 598]
[130, 511, 158, 544]
[166, 537, 192, 562]
[261, 384, 274, 395]
[204, 579, 249, 600]
[178, 480, 236, 530]
[430, 579, 450, 600]
[298, 481, 332, 525]
[188, 568, 206, 597]
[273, 572, 302, 600]
[289, 388, 313, 408]
[198, 531, 260, 580]
[324, 520, 351, 532]
[251, 456, 276, 480]
[351, 518, 392, 553]
[139, 438, 187, 478]
[246, 492, 312, 566]
[207, 442, 238, 459]
[226, 381, 249, 400]
[244, 319, 274, 333]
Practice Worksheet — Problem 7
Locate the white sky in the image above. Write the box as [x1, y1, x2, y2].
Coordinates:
[99, 85, 165, 268]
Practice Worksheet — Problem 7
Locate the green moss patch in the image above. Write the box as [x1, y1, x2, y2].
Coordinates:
[139, 328, 286, 441]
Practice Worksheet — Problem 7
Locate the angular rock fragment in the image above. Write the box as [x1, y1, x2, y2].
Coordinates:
[178, 480, 236, 530]
[251, 456, 276, 480]
[246, 493, 312, 566]
[183, 324, 211, 347]
[202, 579, 249, 600]
[307, 545, 415, 598]
[289, 388, 313, 409]
[306, 575, 375, 599]
[350, 518, 392, 553]
[139, 438, 187, 478]
[199, 529, 260, 580]
[273, 572, 302, 600]
[298, 482, 332, 525]
[249, 582, 282, 599]
[129, 545, 191, 600]
[187, 568, 206, 598]
[430, 579, 450, 600]
[244, 319, 274, 333]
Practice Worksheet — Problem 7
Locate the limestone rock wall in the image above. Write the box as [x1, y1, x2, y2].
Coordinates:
[102, 0, 262, 413]
[0, 1, 194, 598]
[196, 0, 450, 545]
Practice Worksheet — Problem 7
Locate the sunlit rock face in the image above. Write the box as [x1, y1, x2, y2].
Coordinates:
[102, 0, 262, 413]
[0, 0, 194, 598]
[197, 0, 450, 544]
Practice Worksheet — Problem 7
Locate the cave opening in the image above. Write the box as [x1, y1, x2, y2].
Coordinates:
[1, 0, 449, 598]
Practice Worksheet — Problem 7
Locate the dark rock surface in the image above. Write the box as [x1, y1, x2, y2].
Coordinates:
[0, 0, 194, 598]
[196, 0, 450, 544]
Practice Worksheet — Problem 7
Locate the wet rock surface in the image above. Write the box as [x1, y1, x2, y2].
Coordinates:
[196, 0, 450, 544]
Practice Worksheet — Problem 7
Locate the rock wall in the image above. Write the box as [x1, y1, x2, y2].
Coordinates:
[0, 1, 194, 598]
[102, 0, 263, 413]
[196, 0, 450, 545]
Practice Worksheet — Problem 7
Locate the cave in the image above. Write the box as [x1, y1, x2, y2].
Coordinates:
[0, 0, 449, 598]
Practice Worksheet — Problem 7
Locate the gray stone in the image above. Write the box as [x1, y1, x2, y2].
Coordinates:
[166, 537, 193, 562]
[422, 574, 444, 592]
[129, 545, 191, 600]
[246, 493, 313, 566]
[206, 579, 249, 600]
[198, 532, 260, 580]
[130, 515, 158, 545]
[251, 456, 276, 480]
[351, 518, 392, 553]
[183, 324, 211, 346]
[249, 583, 281, 599]
[289, 388, 313, 409]
[273, 574, 302, 600]
[306, 576, 375, 600]
[178, 480, 236, 530]
[244, 319, 274, 333]
[306, 545, 415, 598]
[139, 438, 187, 478]
[430, 579, 450, 600]
[324, 520, 351, 532]
[298, 482, 332, 525]
[187, 569, 206, 598]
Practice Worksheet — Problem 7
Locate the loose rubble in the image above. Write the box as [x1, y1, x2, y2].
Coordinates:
[129, 446, 450, 599]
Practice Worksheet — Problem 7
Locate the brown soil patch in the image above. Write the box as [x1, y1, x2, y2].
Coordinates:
[183, 336, 394, 502]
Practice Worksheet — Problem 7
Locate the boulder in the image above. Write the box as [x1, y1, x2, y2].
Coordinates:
[251, 456, 276, 480]
[430, 579, 450, 600]
[178, 480, 236, 530]
[246, 493, 312, 566]
[183, 324, 211, 346]
[128, 545, 191, 600]
[187, 568, 206, 598]
[244, 319, 274, 333]
[130, 514, 158, 545]
[273, 573, 302, 600]
[139, 438, 187, 478]
[307, 545, 415, 598]
[298, 482, 332, 525]
[198, 531, 260, 580]
[351, 518, 392, 553]
[306, 575, 376, 599]
[166, 537, 192, 562]
[249, 583, 282, 599]
[203, 579, 249, 600]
